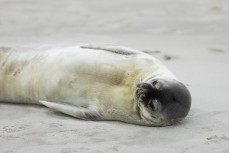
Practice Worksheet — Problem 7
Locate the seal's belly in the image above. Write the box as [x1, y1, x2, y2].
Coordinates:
[0, 46, 139, 105]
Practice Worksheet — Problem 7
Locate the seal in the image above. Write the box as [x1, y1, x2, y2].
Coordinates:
[0, 43, 191, 126]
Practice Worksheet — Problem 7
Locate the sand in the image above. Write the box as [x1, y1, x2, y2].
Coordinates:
[0, 0, 229, 152]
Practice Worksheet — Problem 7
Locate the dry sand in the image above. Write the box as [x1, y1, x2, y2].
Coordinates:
[0, 0, 229, 152]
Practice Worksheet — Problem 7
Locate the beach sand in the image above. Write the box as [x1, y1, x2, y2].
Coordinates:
[0, 0, 229, 152]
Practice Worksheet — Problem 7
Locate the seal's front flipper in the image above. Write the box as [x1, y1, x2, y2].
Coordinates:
[39, 101, 101, 121]
[80, 43, 142, 55]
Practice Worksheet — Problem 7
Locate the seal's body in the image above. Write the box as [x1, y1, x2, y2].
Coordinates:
[0, 44, 191, 126]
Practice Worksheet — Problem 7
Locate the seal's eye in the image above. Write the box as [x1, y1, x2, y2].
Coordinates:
[152, 80, 158, 86]
[148, 99, 160, 111]
[152, 80, 160, 89]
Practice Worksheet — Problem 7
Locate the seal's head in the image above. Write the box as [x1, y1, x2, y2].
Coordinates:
[135, 78, 191, 126]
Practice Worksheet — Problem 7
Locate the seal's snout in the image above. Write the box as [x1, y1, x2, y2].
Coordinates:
[136, 78, 191, 126]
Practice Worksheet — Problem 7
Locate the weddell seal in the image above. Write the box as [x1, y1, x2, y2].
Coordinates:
[0, 43, 191, 126]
